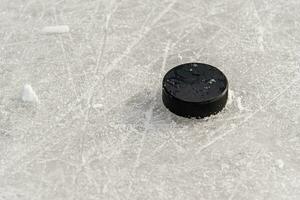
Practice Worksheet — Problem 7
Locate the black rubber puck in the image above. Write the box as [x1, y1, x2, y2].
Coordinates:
[162, 63, 228, 118]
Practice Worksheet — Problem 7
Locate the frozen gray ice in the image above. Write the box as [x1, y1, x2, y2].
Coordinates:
[0, 0, 300, 199]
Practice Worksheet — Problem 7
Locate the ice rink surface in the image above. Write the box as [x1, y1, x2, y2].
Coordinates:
[0, 0, 300, 199]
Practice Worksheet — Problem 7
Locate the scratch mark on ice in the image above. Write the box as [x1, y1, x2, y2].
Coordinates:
[104, 0, 178, 74]
[196, 74, 300, 155]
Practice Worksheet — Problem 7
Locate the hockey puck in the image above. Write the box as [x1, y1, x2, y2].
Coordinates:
[162, 63, 228, 118]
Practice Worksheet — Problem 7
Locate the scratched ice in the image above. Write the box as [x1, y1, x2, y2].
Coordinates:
[0, 0, 300, 199]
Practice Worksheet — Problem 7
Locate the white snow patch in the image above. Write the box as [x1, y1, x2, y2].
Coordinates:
[21, 84, 39, 103]
[275, 159, 284, 169]
[41, 25, 70, 34]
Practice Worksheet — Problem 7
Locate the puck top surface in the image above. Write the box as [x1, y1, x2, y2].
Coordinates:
[163, 63, 228, 103]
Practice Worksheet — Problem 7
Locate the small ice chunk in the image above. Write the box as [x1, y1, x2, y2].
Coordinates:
[275, 159, 284, 169]
[236, 96, 245, 111]
[178, 54, 183, 60]
[21, 84, 39, 103]
[103, 184, 108, 193]
[227, 89, 235, 105]
[208, 79, 216, 84]
[41, 25, 70, 34]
